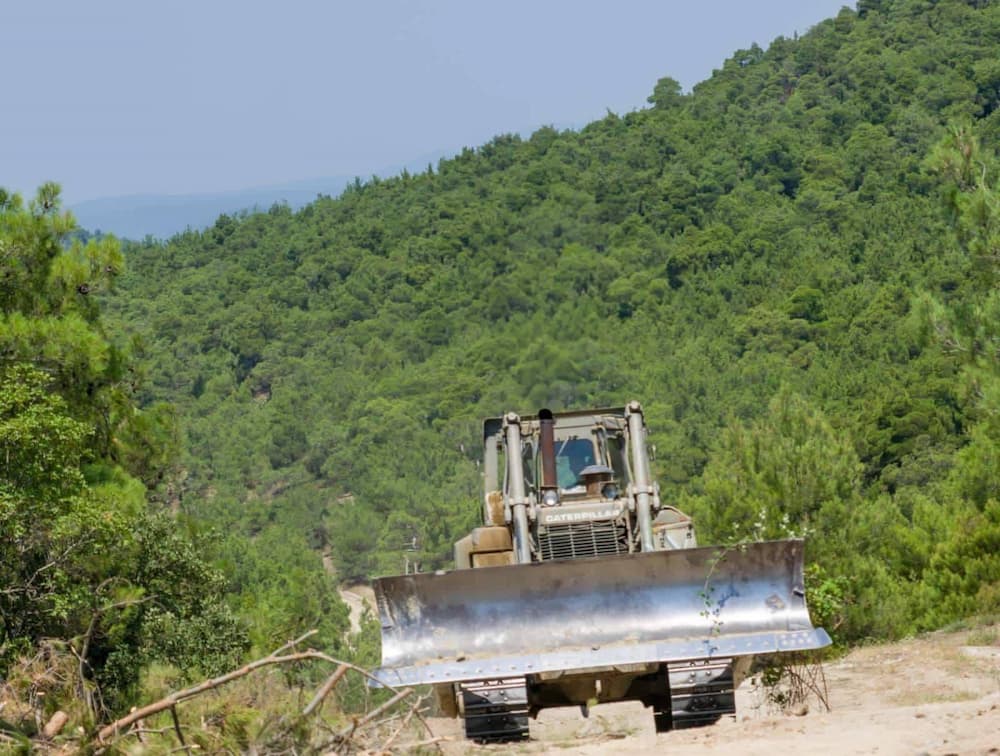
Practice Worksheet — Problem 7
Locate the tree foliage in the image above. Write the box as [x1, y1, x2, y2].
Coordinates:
[0, 187, 249, 714]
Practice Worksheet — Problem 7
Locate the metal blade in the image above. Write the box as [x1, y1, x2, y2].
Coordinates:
[373, 539, 830, 687]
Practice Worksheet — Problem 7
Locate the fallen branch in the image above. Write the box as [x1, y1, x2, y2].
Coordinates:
[41, 710, 69, 739]
[303, 663, 350, 717]
[338, 687, 412, 739]
[130, 726, 175, 738]
[313, 688, 418, 754]
[169, 705, 188, 751]
[267, 629, 319, 658]
[390, 735, 447, 750]
[378, 694, 425, 752]
[95, 630, 439, 752]
[97, 630, 318, 743]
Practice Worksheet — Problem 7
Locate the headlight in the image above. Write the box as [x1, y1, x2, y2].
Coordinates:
[541, 489, 560, 507]
[601, 483, 620, 500]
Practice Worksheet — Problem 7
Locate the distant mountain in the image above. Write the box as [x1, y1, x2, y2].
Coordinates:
[68, 150, 456, 240]
[68, 177, 351, 241]
[69, 130, 583, 241]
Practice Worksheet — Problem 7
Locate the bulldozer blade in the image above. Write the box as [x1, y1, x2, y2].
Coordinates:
[372, 539, 830, 688]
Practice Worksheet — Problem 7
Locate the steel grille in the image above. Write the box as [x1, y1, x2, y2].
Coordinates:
[538, 520, 628, 561]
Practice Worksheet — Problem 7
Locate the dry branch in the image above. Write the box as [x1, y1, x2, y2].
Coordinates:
[379, 694, 425, 752]
[338, 687, 412, 739]
[94, 629, 438, 752]
[391, 736, 447, 750]
[267, 629, 319, 657]
[97, 630, 318, 743]
[41, 710, 68, 739]
[303, 663, 350, 716]
[169, 705, 187, 749]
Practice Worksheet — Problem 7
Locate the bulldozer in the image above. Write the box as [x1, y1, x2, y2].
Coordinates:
[372, 401, 830, 742]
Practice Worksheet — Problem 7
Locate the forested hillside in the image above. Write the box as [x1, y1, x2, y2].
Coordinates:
[6, 0, 1000, 734]
[103, 0, 1000, 646]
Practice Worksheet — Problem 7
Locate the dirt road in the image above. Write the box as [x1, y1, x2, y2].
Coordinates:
[339, 583, 374, 633]
[428, 625, 1000, 755]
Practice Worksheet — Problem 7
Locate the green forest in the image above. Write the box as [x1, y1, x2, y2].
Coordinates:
[3, 0, 1000, 745]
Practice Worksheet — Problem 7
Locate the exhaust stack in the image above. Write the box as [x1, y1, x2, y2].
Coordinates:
[538, 408, 558, 496]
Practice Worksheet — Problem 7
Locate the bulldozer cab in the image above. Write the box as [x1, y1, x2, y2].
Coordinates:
[481, 407, 631, 517]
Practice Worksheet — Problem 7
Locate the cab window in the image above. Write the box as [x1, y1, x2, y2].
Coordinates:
[554, 437, 595, 489]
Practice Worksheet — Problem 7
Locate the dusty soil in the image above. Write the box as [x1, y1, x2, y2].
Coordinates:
[339, 583, 375, 633]
[426, 625, 1000, 755]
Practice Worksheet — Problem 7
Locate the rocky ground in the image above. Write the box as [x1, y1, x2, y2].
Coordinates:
[425, 624, 1000, 755]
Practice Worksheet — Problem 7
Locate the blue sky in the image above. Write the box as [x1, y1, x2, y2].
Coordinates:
[3, 1, 849, 203]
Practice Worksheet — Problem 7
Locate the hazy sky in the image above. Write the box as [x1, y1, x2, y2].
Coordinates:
[3, 1, 849, 203]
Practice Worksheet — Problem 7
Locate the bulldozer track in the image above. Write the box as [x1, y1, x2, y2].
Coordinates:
[666, 658, 737, 729]
[459, 678, 530, 743]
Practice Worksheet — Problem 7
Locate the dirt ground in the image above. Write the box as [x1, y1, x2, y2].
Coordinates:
[425, 625, 1000, 755]
[340, 583, 373, 633]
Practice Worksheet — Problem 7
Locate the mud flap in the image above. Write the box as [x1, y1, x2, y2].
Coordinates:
[373, 539, 829, 688]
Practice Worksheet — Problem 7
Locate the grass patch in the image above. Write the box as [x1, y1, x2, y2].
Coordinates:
[938, 613, 1000, 635]
[966, 626, 999, 647]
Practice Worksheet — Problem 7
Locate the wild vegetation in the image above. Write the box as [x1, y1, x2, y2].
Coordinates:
[4, 0, 1000, 749]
